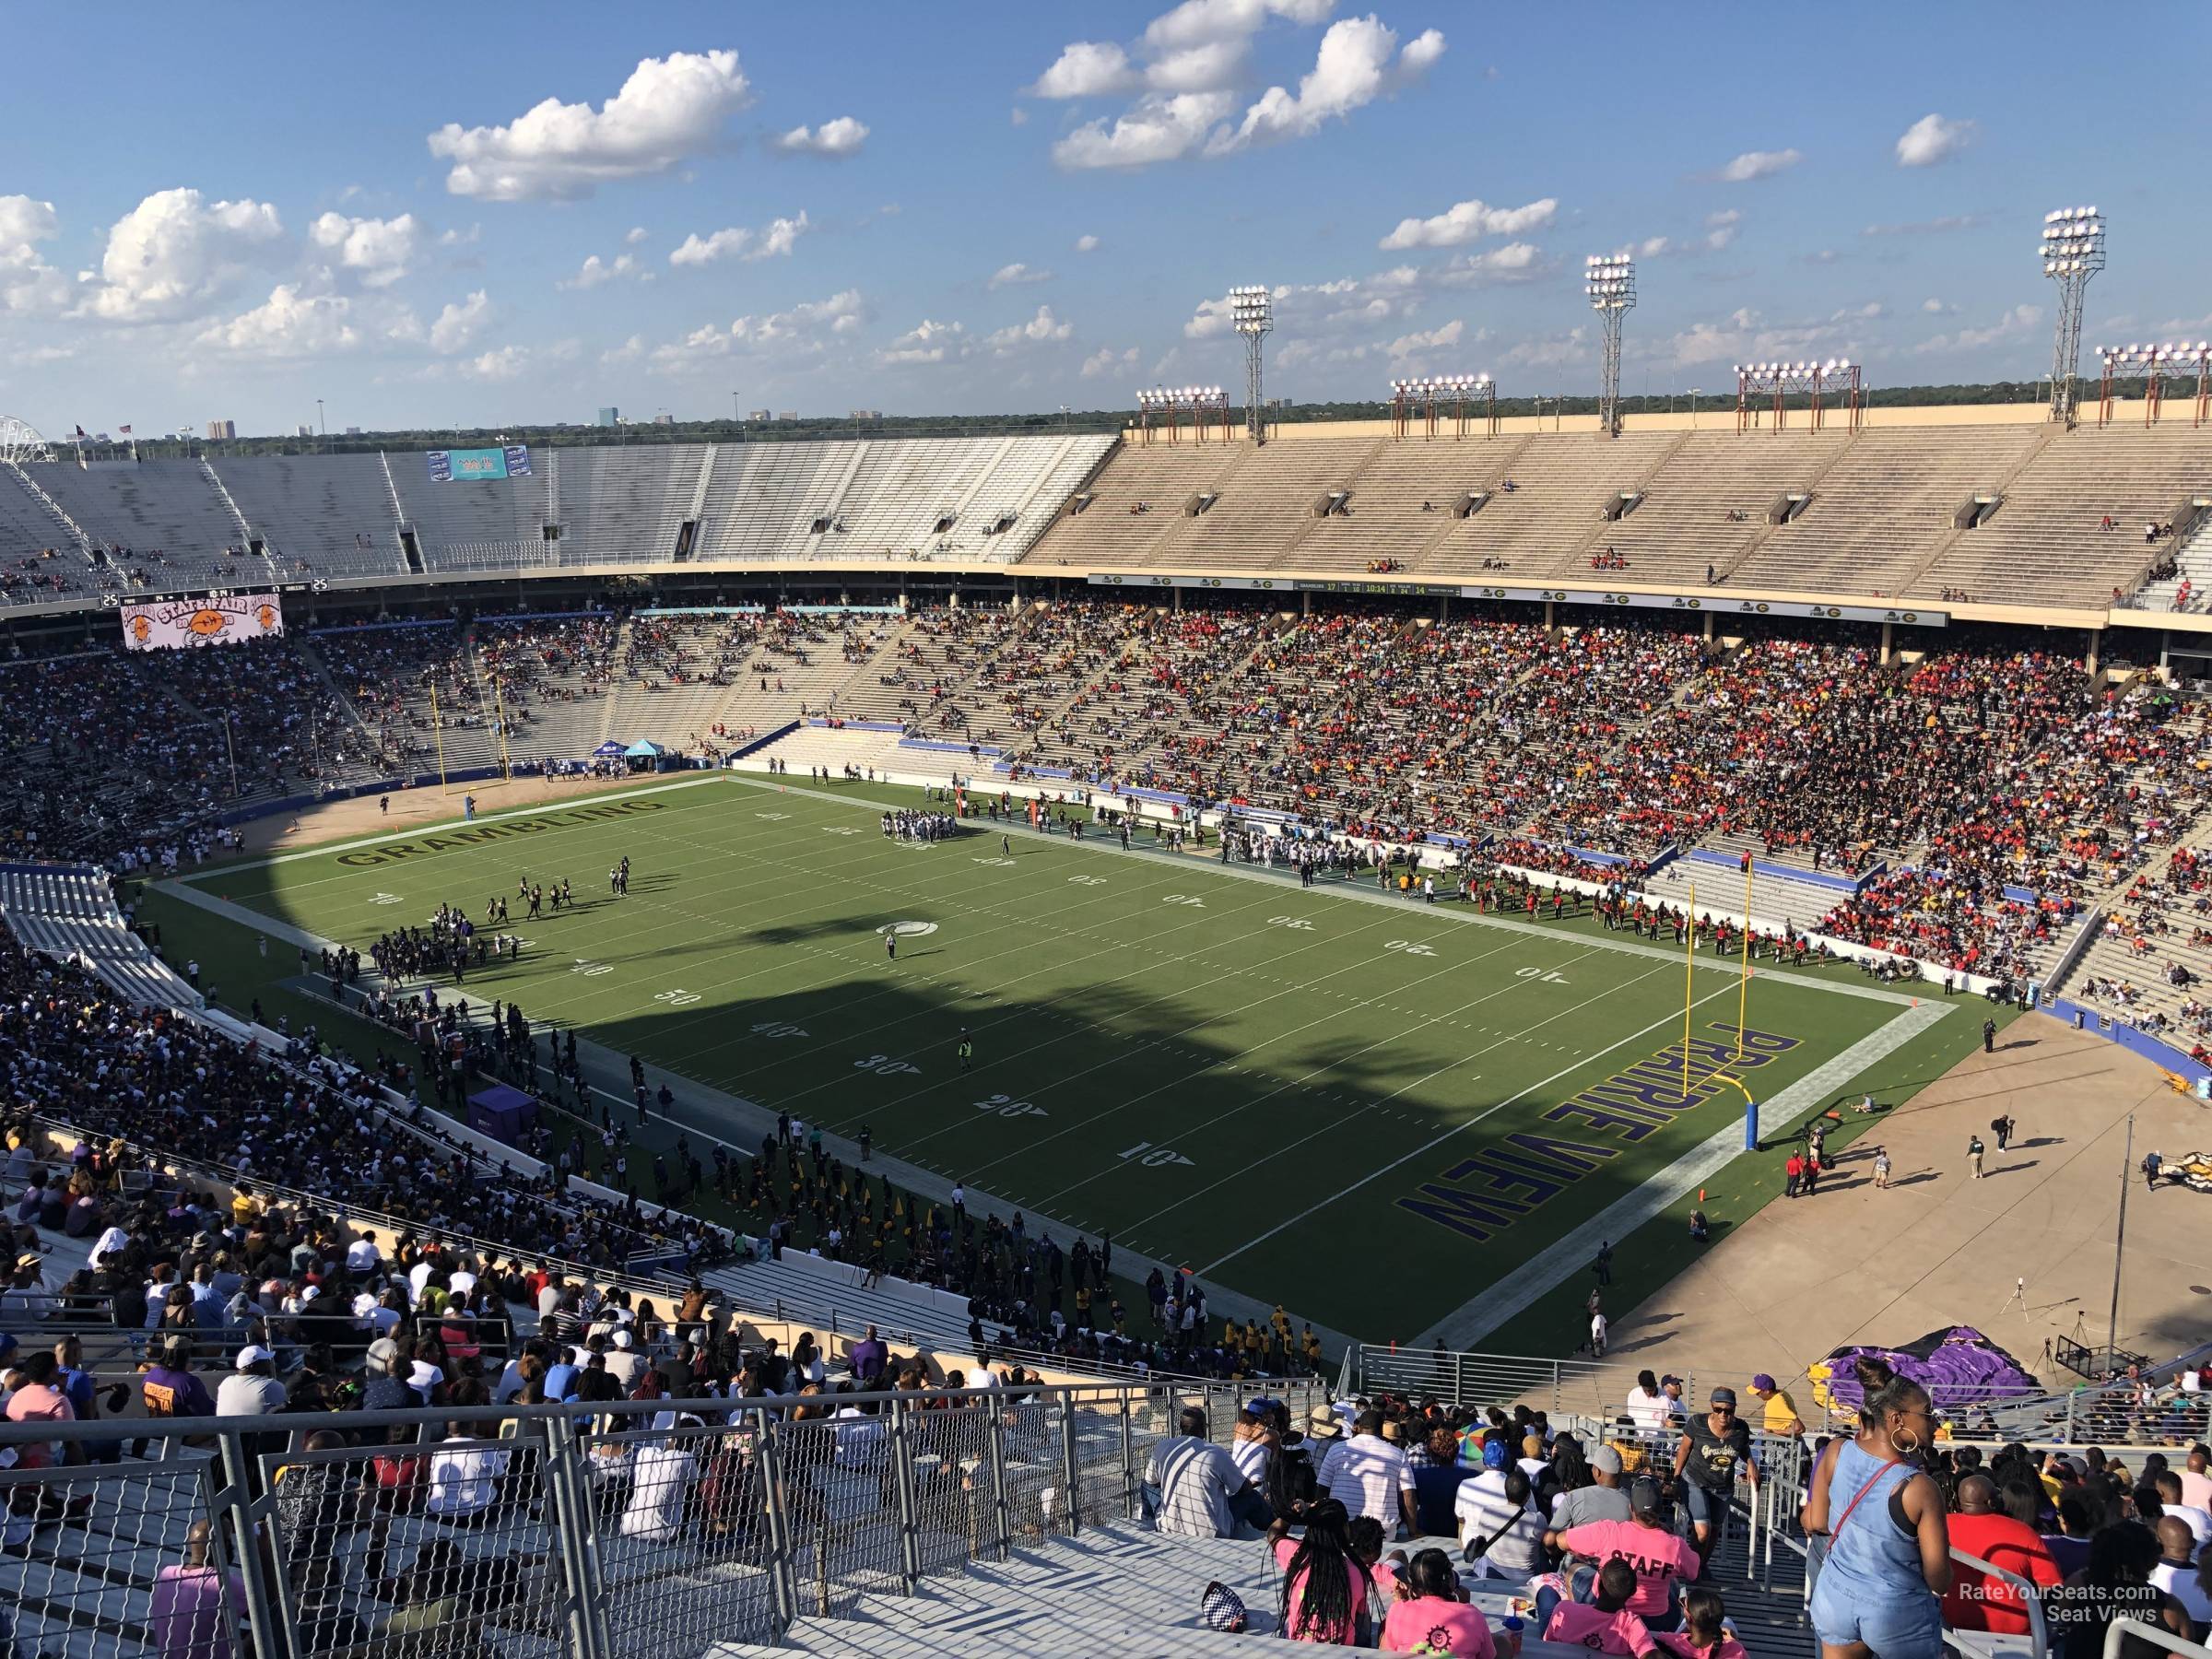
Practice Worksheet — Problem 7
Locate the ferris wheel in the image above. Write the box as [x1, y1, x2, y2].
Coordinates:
[0, 416, 55, 465]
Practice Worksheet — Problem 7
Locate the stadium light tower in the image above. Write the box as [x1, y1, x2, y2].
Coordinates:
[1230, 285, 1273, 443]
[1586, 254, 1637, 438]
[2041, 206, 2105, 427]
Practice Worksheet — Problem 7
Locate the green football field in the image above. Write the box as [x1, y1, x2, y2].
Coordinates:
[169, 772, 1946, 1343]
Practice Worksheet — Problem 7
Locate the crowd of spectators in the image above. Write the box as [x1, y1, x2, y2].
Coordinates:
[0, 935, 710, 1272]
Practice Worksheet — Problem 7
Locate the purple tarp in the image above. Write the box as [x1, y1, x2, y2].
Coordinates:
[1810, 1324, 2041, 1411]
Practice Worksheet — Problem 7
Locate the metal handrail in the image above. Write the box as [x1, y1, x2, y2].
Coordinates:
[2106, 1617, 2212, 1659]
[1947, 1545, 2050, 1657]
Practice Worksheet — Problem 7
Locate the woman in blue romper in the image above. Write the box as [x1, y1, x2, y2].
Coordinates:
[1802, 1357, 1952, 1658]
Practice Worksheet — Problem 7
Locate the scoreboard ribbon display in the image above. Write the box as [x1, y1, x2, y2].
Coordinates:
[427, 445, 532, 482]
[121, 592, 284, 651]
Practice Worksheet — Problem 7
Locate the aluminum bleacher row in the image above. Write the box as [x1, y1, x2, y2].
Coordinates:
[1021, 420, 2212, 610]
[0, 435, 1116, 597]
[0, 863, 201, 1008]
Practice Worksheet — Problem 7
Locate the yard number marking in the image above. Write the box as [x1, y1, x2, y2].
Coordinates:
[1265, 915, 1313, 930]
[1068, 875, 1108, 887]
[370, 892, 405, 906]
[653, 989, 702, 1006]
[755, 811, 791, 821]
[1162, 894, 1206, 908]
[823, 826, 859, 836]
[1514, 966, 1571, 984]
[1117, 1139, 1195, 1169]
[1383, 939, 1437, 957]
[974, 1094, 1048, 1119]
[751, 1020, 809, 1039]
[854, 1053, 922, 1077]
[571, 959, 614, 977]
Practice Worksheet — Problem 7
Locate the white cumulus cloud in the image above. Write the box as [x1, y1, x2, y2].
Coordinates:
[773, 116, 870, 157]
[1029, 41, 1142, 98]
[1053, 90, 1238, 169]
[429, 288, 491, 353]
[985, 304, 1074, 353]
[1079, 345, 1142, 379]
[624, 226, 649, 245]
[1384, 319, 1465, 359]
[0, 195, 67, 314]
[1894, 112, 1974, 169]
[1039, 5, 1441, 170]
[1075, 233, 1100, 253]
[77, 188, 285, 323]
[197, 285, 359, 356]
[1379, 195, 1556, 251]
[560, 253, 643, 289]
[988, 262, 1053, 289]
[669, 211, 811, 266]
[1717, 147, 1802, 182]
[308, 211, 421, 288]
[1214, 17, 1444, 153]
[877, 318, 970, 366]
[428, 49, 751, 201]
[652, 288, 868, 371]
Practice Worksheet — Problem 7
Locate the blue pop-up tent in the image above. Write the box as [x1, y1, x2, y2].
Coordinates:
[592, 739, 627, 758]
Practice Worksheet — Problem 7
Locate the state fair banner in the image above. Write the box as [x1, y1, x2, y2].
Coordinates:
[120, 592, 285, 652]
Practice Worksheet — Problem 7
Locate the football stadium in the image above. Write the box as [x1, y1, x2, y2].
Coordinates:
[5, 10, 2212, 1658]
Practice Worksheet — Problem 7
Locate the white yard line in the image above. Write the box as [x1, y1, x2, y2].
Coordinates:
[182, 773, 730, 877]
[1426, 996, 1952, 1347]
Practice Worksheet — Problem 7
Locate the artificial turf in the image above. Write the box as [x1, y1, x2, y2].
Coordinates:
[165, 771, 1969, 1343]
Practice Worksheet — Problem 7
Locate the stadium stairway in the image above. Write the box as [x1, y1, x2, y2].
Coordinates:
[697, 1258, 977, 1358]
[2136, 512, 2212, 613]
[707, 1513, 1810, 1658]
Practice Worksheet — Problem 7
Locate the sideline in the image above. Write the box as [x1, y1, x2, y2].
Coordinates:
[148, 875, 1362, 1359]
[157, 772, 1939, 1352]
[1427, 995, 1952, 1347]
[179, 773, 730, 877]
[723, 774, 1926, 1008]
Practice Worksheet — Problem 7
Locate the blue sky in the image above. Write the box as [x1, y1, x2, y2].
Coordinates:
[2, 2, 2206, 437]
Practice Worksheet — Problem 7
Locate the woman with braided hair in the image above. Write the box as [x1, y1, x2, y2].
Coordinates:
[1274, 1499, 1374, 1644]
[1801, 1356, 1952, 1659]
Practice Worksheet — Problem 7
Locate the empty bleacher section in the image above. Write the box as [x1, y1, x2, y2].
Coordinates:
[0, 862, 199, 1007]
[1139, 437, 1382, 571]
[206, 452, 406, 580]
[1730, 424, 2048, 596]
[1021, 420, 2212, 611]
[0, 463, 100, 604]
[1586, 430, 1840, 585]
[32, 458, 273, 591]
[552, 442, 708, 564]
[1912, 423, 2212, 608]
[691, 435, 1112, 565]
[390, 454, 558, 573]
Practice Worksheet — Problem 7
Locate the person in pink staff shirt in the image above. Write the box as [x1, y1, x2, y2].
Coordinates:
[1543, 1560, 1661, 1659]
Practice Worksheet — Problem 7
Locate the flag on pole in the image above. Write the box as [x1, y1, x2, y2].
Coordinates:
[117, 425, 132, 436]
[72, 425, 86, 439]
